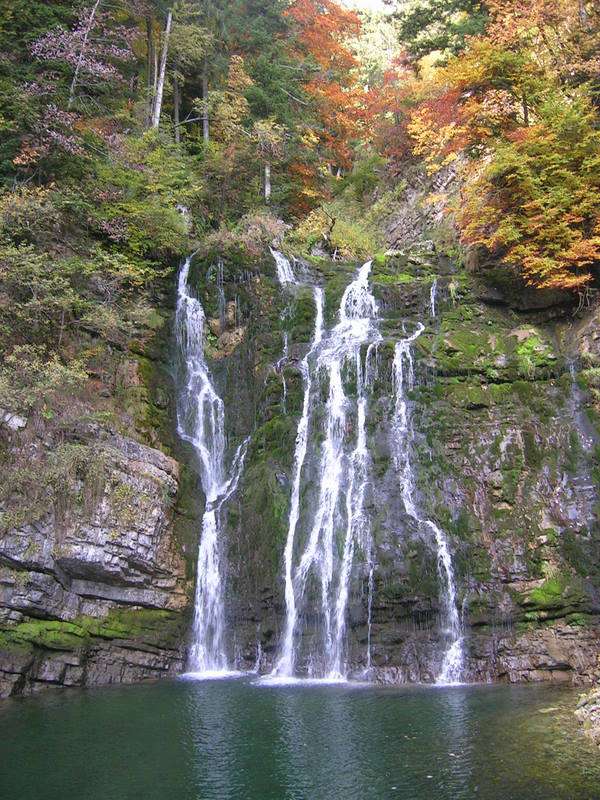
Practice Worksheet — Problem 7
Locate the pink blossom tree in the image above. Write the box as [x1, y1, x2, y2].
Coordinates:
[31, 2, 137, 110]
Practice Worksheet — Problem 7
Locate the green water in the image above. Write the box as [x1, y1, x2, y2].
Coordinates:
[1, 678, 599, 800]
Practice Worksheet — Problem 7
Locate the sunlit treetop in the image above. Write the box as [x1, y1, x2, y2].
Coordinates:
[394, 0, 488, 59]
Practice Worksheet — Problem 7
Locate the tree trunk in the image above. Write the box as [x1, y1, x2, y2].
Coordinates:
[173, 68, 180, 143]
[145, 17, 155, 127]
[522, 95, 529, 127]
[153, 40, 158, 94]
[264, 162, 271, 203]
[202, 59, 209, 144]
[68, 0, 102, 110]
[579, 0, 589, 27]
[152, 9, 172, 129]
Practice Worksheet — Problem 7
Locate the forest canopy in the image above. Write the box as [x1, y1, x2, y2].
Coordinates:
[0, 0, 598, 306]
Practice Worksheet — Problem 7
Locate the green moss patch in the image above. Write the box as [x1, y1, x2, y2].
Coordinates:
[423, 311, 560, 382]
[517, 574, 590, 622]
[0, 608, 184, 653]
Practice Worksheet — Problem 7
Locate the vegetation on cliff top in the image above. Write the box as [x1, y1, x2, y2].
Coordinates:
[395, 0, 600, 290]
[0, 0, 598, 453]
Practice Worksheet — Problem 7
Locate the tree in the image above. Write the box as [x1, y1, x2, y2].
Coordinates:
[401, 0, 600, 291]
[286, 0, 365, 172]
[363, 51, 420, 170]
[252, 118, 285, 202]
[394, 0, 489, 60]
[151, 8, 172, 127]
[30, 2, 136, 110]
[485, 0, 600, 88]
[205, 55, 253, 145]
[407, 38, 546, 172]
[169, 1, 212, 139]
[456, 93, 600, 290]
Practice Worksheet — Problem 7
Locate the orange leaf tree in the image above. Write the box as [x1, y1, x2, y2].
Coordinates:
[286, 0, 366, 174]
[403, 0, 600, 290]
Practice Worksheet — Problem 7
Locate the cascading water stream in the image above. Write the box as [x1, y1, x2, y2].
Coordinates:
[270, 246, 297, 284]
[175, 256, 248, 676]
[268, 252, 324, 678]
[428, 521, 464, 684]
[330, 341, 378, 678]
[245, 250, 462, 683]
[391, 330, 464, 685]
[278, 332, 290, 414]
[430, 278, 438, 318]
[270, 253, 380, 680]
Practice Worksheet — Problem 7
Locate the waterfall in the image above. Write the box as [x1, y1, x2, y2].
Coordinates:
[430, 278, 438, 318]
[270, 253, 379, 681]
[175, 248, 462, 683]
[364, 560, 375, 674]
[274, 285, 324, 677]
[175, 257, 248, 676]
[428, 521, 464, 684]
[252, 639, 263, 674]
[330, 341, 378, 678]
[270, 246, 296, 284]
[391, 332, 464, 685]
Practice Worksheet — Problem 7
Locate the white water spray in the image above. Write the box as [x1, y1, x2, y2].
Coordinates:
[430, 278, 438, 318]
[270, 251, 324, 678]
[175, 257, 248, 675]
[391, 331, 464, 685]
[278, 332, 290, 413]
[271, 254, 380, 680]
[428, 522, 464, 684]
[270, 247, 296, 284]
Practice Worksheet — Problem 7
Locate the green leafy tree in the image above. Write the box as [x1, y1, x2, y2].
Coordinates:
[395, 0, 488, 59]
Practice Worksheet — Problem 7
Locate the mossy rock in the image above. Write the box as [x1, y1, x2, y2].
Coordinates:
[560, 529, 600, 587]
[249, 415, 298, 471]
[0, 608, 185, 654]
[286, 287, 318, 343]
[307, 261, 356, 324]
[444, 383, 493, 409]
[1, 620, 88, 651]
[423, 310, 560, 382]
[519, 574, 589, 618]
[85, 608, 184, 647]
[372, 272, 418, 287]
[236, 461, 290, 582]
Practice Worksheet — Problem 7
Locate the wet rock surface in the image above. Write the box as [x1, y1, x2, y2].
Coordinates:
[575, 655, 600, 745]
[203, 247, 600, 685]
[576, 686, 600, 746]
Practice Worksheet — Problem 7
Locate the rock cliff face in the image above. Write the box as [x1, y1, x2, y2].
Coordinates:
[2, 212, 599, 697]
[0, 385, 193, 697]
[194, 242, 600, 685]
[576, 654, 600, 745]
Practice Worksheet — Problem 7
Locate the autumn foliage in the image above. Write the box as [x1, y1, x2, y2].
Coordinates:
[2, 0, 599, 293]
[366, 55, 419, 168]
[286, 0, 366, 171]
[401, 0, 600, 291]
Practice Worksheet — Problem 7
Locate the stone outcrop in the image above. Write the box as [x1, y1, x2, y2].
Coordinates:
[576, 656, 600, 746]
[576, 686, 600, 746]
[0, 420, 190, 698]
[383, 164, 458, 251]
